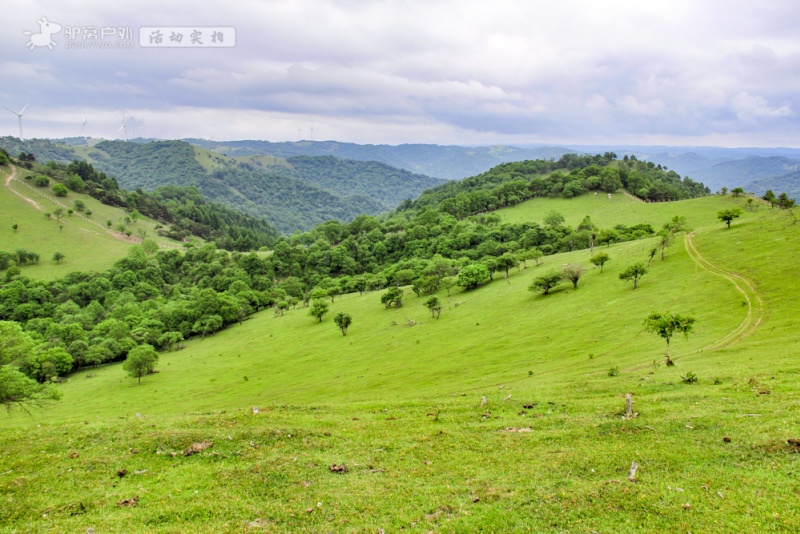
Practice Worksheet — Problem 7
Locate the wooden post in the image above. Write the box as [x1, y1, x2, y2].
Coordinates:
[625, 394, 633, 418]
[628, 461, 639, 482]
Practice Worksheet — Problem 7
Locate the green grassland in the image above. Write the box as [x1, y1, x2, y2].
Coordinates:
[0, 165, 182, 279]
[497, 190, 735, 228]
[2, 192, 800, 532]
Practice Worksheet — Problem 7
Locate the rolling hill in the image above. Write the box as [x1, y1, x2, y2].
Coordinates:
[184, 138, 576, 180]
[0, 164, 182, 279]
[0, 137, 447, 234]
[2, 184, 798, 531]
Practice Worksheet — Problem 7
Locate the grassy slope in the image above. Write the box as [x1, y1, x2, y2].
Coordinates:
[2, 193, 799, 532]
[497, 191, 725, 228]
[0, 165, 180, 280]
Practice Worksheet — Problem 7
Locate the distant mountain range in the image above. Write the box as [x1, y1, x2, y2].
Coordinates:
[1, 136, 797, 234]
[183, 139, 576, 181]
[184, 139, 800, 199]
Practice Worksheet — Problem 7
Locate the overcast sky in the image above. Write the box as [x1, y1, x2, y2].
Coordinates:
[1, 0, 799, 147]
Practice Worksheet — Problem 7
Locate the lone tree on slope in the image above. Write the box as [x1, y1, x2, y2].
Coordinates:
[590, 252, 610, 273]
[309, 300, 329, 322]
[561, 264, 587, 289]
[333, 312, 352, 336]
[643, 311, 696, 366]
[619, 262, 648, 289]
[122, 344, 159, 384]
[424, 295, 442, 318]
[717, 208, 743, 229]
[529, 270, 563, 296]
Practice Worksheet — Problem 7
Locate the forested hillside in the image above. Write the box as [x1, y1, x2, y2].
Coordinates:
[0, 139, 448, 233]
[185, 138, 575, 180]
[285, 155, 444, 210]
[407, 152, 709, 218]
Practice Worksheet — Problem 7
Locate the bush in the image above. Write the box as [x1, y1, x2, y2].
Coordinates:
[681, 371, 698, 384]
[33, 175, 50, 187]
[52, 183, 68, 197]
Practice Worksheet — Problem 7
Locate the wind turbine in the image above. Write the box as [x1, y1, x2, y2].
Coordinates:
[309, 126, 314, 141]
[117, 113, 128, 141]
[81, 116, 88, 141]
[3, 104, 29, 141]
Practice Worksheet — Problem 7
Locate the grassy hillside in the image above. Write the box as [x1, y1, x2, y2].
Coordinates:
[0, 165, 179, 279]
[2, 193, 798, 531]
[496, 190, 736, 228]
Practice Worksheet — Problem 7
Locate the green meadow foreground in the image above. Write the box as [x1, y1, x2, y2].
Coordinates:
[2, 193, 800, 532]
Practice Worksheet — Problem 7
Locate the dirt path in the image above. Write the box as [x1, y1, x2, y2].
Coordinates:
[684, 232, 764, 351]
[3, 164, 42, 210]
[4, 164, 15, 186]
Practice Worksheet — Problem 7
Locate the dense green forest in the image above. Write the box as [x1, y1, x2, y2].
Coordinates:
[407, 152, 709, 218]
[284, 155, 443, 210]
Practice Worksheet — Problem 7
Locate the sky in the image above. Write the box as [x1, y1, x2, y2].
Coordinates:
[1, 0, 799, 147]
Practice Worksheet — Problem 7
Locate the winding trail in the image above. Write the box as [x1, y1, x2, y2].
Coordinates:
[4, 164, 42, 210]
[3, 164, 14, 186]
[684, 232, 764, 351]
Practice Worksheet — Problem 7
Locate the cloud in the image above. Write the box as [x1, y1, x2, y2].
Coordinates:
[2, 0, 800, 146]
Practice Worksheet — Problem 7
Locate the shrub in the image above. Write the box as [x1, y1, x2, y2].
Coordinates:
[52, 183, 69, 197]
[681, 371, 698, 384]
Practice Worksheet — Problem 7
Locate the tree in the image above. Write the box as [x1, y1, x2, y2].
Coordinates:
[643, 311, 696, 366]
[53, 207, 65, 221]
[424, 295, 442, 318]
[495, 253, 518, 282]
[717, 208, 743, 228]
[381, 287, 404, 308]
[33, 175, 50, 187]
[11, 224, 18, 233]
[561, 264, 587, 289]
[619, 262, 648, 289]
[0, 321, 36, 367]
[731, 187, 745, 197]
[777, 192, 796, 210]
[543, 211, 565, 228]
[157, 331, 184, 352]
[122, 344, 159, 384]
[529, 270, 563, 295]
[192, 314, 223, 338]
[0, 365, 62, 412]
[51, 183, 68, 197]
[333, 312, 352, 336]
[457, 263, 490, 289]
[275, 300, 289, 316]
[53, 251, 65, 264]
[24, 347, 73, 382]
[647, 247, 657, 266]
[590, 252, 610, 272]
[309, 300, 329, 322]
